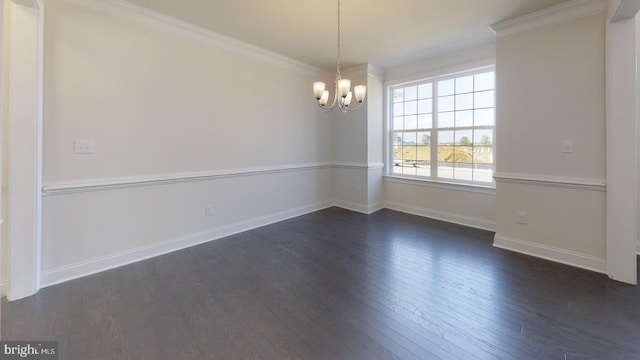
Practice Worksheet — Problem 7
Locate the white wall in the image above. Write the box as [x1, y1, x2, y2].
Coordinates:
[332, 66, 369, 212]
[496, 14, 606, 180]
[39, 0, 334, 286]
[493, 11, 608, 273]
[366, 70, 384, 209]
[332, 64, 384, 214]
[382, 44, 497, 231]
[384, 180, 496, 231]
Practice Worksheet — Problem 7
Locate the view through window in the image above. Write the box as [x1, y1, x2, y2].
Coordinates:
[389, 68, 495, 185]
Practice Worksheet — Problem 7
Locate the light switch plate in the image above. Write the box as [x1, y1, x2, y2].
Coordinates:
[561, 139, 573, 153]
[74, 139, 95, 154]
[517, 212, 527, 225]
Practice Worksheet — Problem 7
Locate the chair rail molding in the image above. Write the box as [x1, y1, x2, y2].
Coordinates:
[493, 172, 606, 191]
[43, 162, 335, 196]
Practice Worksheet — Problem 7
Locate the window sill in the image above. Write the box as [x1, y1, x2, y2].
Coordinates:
[383, 175, 496, 195]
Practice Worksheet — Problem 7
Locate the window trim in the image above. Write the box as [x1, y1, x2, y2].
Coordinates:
[385, 64, 496, 189]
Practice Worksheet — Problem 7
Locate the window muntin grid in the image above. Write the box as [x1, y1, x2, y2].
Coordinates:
[390, 69, 495, 185]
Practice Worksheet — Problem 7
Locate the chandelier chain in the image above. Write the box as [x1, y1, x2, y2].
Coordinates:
[337, 0, 341, 75]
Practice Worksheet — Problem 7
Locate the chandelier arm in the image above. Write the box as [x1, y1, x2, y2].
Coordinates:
[337, 100, 363, 113]
[345, 103, 365, 111]
[319, 95, 338, 112]
[317, 91, 338, 112]
[317, 75, 341, 111]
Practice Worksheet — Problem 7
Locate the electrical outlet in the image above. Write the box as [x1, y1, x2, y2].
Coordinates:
[561, 139, 573, 153]
[74, 139, 95, 154]
[205, 205, 213, 216]
[517, 212, 527, 225]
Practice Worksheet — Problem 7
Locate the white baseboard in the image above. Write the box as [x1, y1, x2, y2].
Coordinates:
[383, 201, 496, 232]
[39, 200, 488, 289]
[37, 202, 616, 290]
[333, 200, 384, 215]
[40, 201, 333, 288]
[0, 280, 7, 298]
[493, 234, 607, 274]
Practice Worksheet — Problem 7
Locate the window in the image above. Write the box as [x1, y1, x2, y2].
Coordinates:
[389, 68, 495, 185]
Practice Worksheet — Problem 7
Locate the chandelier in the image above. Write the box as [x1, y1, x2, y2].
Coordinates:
[312, 0, 366, 113]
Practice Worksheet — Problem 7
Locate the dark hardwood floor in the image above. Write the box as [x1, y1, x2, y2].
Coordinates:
[2, 208, 640, 359]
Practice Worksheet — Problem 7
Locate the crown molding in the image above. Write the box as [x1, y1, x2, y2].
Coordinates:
[491, 0, 608, 38]
[493, 172, 606, 191]
[59, 0, 325, 75]
[13, 0, 38, 8]
[340, 63, 383, 79]
[367, 64, 385, 80]
[610, 0, 640, 22]
[337, 63, 385, 84]
[384, 43, 495, 86]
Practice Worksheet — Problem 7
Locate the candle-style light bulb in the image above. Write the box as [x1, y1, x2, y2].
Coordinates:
[319, 90, 329, 106]
[313, 82, 326, 100]
[338, 79, 351, 98]
[344, 91, 353, 107]
[354, 85, 366, 103]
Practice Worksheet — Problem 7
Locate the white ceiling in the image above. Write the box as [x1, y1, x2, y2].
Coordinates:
[124, 0, 573, 71]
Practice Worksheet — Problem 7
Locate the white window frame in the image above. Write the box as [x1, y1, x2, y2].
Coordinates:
[385, 64, 496, 189]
